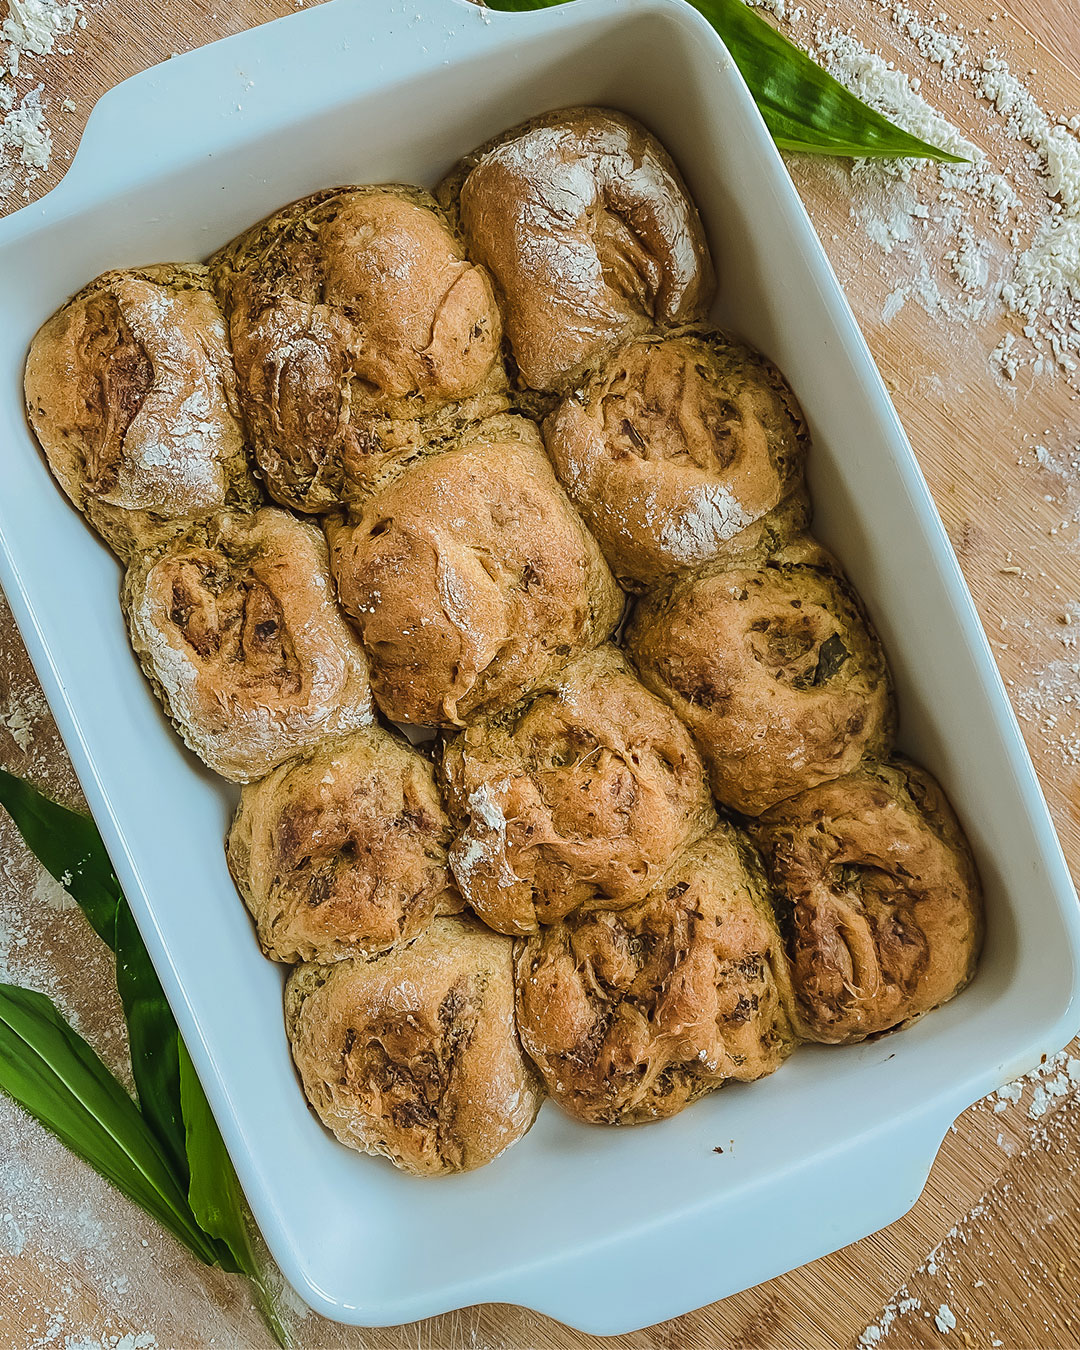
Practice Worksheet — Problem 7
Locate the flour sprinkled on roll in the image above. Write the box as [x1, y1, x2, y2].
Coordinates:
[440, 108, 715, 392]
[25, 265, 258, 559]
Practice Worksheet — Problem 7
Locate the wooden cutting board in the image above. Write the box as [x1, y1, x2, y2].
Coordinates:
[1, 0, 1079, 1345]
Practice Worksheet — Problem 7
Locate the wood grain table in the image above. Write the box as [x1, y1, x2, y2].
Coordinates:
[2, 0, 1080, 1345]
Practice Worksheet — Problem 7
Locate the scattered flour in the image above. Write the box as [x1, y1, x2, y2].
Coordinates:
[0, 0, 86, 195]
[935, 1302, 958, 1334]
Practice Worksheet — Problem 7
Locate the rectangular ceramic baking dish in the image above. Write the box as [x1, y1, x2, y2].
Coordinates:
[0, 0, 1078, 1332]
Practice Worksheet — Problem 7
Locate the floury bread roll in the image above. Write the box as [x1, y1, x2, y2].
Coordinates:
[515, 824, 797, 1125]
[749, 758, 983, 1044]
[24, 265, 258, 559]
[227, 726, 461, 963]
[439, 644, 716, 935]
[326, 414, 623, 727]
[286, 916, 543, 1175]
[544, 330, 808, 587]
[626, 538, 894, 815]
[123, 508, 373, 781]
[211, 185, 508, 511]
[439, 108, 715, 392]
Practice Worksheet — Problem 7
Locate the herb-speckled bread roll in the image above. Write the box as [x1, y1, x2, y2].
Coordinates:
[439, 644, 716, 935]
[515, 824, 797, 1125]
[25, 265, 258, 560]
[122, 508, 373, 782]
[227, 726, 462, 963]
[626, 538, 894, 815]
[211, 185, 508, 511]
[438, 107, 715, 393]
[326, 414, 623, 727]
[286, 915, 543, 1175]
[544, 330, 808, 587]
[748, 757, 983, 1044]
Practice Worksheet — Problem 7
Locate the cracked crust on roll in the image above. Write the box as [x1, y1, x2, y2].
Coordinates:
[439, 644, 717, 936]
[748, 757, 983, 1044]
[210, 185, 509, 511]
[122, 507, 373, 782]
[626, 537, 895, 815]
[285, 915, 543, 1175]
[227, 726, 462, 964]
[544, 330, 808, 588]
[326, 413, 623, 727]
[515, 823, 797, 1125]
[438, 107, 715, 393]
[24, 264, 258, 560]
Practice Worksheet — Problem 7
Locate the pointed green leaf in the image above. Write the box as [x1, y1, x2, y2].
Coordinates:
[0, 768, 189, 1177]
[0, 983, 218, 1265]
[0, 767, 121, 947]
[482, 0, 965, 162]
[179, 1042, 294, 1348]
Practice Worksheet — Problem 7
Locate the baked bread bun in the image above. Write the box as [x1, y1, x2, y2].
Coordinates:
[515, 824, 796, 1124]
[749, 758, 983, 1044]
[326, 414, 622, 726]
[211, 185, 508, 511]
[439, 644, 716, 935]
[544, 330, 807, 587]
[626, 540, 894, 815]
[25, 265, 258, 559]
[439, 107, 714, 392]
[227, 726, 461, 963]
[286, 915, 543, 1175]
[122, 508, 373, 781]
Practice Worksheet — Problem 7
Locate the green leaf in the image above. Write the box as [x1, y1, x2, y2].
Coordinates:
[483, 0, 964, 162]
[179, 1041, 294, 1349]
[0, 768, 121, 948]
[0, 982, 219, 1265]
[0, 768, 188, 1177]
[115, 902, 188, 1183]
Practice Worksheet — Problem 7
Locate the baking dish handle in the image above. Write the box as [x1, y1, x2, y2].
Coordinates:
[0, 0, 594, 236]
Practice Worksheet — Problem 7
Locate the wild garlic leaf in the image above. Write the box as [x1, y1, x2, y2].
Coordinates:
[482, 0, 964, 162]
[0, 768, 188, 1177]
[179, 1042, 294, 1347]
[0, 982, 219, 1265]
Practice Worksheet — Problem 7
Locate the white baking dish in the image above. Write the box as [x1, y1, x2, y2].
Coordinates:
[0, 0, 1077, 1332]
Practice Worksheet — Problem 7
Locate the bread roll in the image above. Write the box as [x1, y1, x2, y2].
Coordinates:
[123, 508, 373, 781]
[439, 644, 716, 935]
[211, 185, 508, 511]
[626, 540, 894, 815]
[227, 726, 461, 963]
[439, 107, 714, 392]
[286, 916, 543, 1175]
[25, 265, 257, 559]
[326, 414, 622, 726]
[544, 330, 807, 587]
[515, 824, 797, 1125]
[749, 758, 983, 1044]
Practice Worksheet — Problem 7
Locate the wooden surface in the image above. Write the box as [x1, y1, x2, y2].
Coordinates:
[2, 0, 1080, 1345]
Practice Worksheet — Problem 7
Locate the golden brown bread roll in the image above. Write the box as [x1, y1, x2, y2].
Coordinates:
[326, 414, 623, 726]
[439, 644, 716, 935]
[515, 824, 797, 1124]
[211, 185, 508, 511]
[285, 915, 543, 1175]
[749, 758, 983, 1043]
[439, 107, 715, 392]
[227, 726, 461, 963]
[626, 539, 894, 815]
[24, 265, 258, 559]
[544, 330, 808, 587]
[122, 508, 373, 782]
